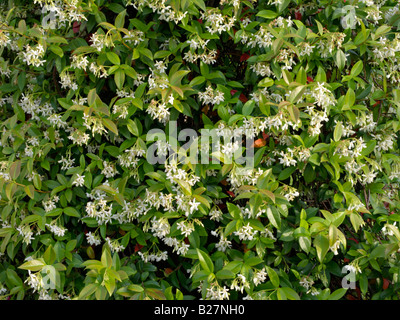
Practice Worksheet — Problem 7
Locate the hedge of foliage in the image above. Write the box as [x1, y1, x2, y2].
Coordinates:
[1, 0, 400, 300]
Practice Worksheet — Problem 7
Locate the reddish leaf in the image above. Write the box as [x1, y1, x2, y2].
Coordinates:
[373, 100, 381, 107]
[253, 138, 266, 148]
[134, 243, 144, 253]
[240, 53, 250, 62]
[239, 93, 248, 103]
[294, 11, 302, 20]
[227, 191, 235, 198]
[73, 22, 81, 33]
[220, 179, 228, 186]
[383, 278, 390, 290]
[348, 237, 359, 244]
[164, 268, 173, 276]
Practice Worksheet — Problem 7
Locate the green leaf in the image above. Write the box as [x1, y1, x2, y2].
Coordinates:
[256, 10, 278, 19]
[224, 220, 238, 237]
[258, 77, 274, 88]
[19, 258, 46, 272]
[6, 269, 23, 287]
[101, 248, 113, 268]
[169, 70, 190, 86]
[266, 266, 279, 287]
[115, 9, 126, 29]
[299, 236, 311, 253]
[66, 239, 77, 252]
[107, 52, 121, 65]
[215, 269, 235, 280]
[289, 85, 306, 104]
[314, 234, 329, 263]
[154, 50, 172, 59]
[279, 287, 300, 300]
[121, 65, 137, 79]
[245, 256, 263, 267]
[328, 288, 348, 300]
[18, 72, 26, 91]
[78, 283, 98, 300]
[43, 245, 56, 265]
[196, 248, 214, 274]
[350, 61, 363, 77]
[343, 88, 355, 110]
[333, 121, 343, 142]
[335, 50, 346, 70]
[370, 245, 386, 259]
[114, 69, 125, 89]
[102, 118, 119, 135]
[373, 25, 392, 40]
[128, 284, 144, 292]
[266, 206, 281, 230]
[278, 166, 296, 180]
[49, 45, 64, 57]
[9, 160, 21, 180]
[64, 207, 81, 218]
[227, 203, 241, 219]
[24, 184, 35, 200]
[242, 100, 255, 116]
[127, 119, 140, 136]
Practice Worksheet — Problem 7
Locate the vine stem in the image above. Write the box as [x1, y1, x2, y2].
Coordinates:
[9, 181, 50, 194]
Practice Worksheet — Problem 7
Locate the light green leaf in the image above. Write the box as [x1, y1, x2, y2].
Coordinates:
[196, 249, 214, 274]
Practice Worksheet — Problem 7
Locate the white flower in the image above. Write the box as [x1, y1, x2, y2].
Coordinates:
[299, 42, 315, 56]
[71, 55, 89, 71]
[16, 225, 35, 245]
[188, 198, 201, 215]
[68, 130, 90, 146]
[101, 161, 117, 178]
[73, 174, 85, 187]
[343, 263, 361, 274]
[42, 197, 57, 212]
[234, 223, 257, 241]
[22, 44, 46, 67]
[86, 231, 101, 246]
[46, 223, 67, 237]
[215, 237, 232, 252]
[89, 62, 108, 78]
[253, 268, 267, 286]
[210, 208, 223, 221]
[25, 271, 43, 293]
[177, 221, 195, 237]
[105, 237, 125, 253]
[198, 86, 225, 105]
[146, 100, 170, 125]
[58, 155, 75, 171]
[154, 60, 168, 73]
[382, 222, 397, 237]
[123, 30, 145, 46]
[90, 32, 106, 51]
[329, 240, 340, 255]
[59, 72, 77, 91]
[299, 276, 314, 290]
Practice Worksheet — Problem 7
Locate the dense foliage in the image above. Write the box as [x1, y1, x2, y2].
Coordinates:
[1, 0, 400, 300]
